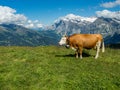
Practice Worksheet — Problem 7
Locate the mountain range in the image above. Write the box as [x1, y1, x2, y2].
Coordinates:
[0, 14, 120, 46]
[0, 24, 60, 46]
[50, 14, 120, 44]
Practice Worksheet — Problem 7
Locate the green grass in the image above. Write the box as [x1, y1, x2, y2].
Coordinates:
[0, 46, 120, 90]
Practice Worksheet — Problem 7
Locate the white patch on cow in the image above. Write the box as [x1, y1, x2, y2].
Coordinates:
[71, 47, 76, 51]
[66, 45, 70, 48]
[80, 54, 82, 59]
[59, 36, 67, 45]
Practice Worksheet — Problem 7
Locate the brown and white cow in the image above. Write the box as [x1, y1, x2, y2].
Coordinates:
[59, 34, 105, 59]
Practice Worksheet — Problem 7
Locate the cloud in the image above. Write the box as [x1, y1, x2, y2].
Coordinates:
[0, 6, 27, 24]
[0, 6, 43, 29]
[96, 10, 120, 19]
[101, 0, 120, 8]
[25, 20, 43, 28]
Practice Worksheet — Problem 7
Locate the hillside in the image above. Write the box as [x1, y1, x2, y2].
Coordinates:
[0, 24, 60, 46]
[0, 46, 120, 90]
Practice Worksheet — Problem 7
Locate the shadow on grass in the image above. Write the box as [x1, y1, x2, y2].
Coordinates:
[55, 52, 91, 58]
[106, 44, 120, 49]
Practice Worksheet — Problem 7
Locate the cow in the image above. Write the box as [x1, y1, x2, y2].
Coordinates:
[59, 34, 105, 59]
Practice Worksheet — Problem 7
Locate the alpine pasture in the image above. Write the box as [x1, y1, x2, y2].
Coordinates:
[0, 46, 120, 90]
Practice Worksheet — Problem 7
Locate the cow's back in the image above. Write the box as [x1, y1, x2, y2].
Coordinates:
[68, 34, 102, 49]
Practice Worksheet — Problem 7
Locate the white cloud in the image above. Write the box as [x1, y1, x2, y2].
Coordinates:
[0, 6, 43, 29]
[101, 0, 120, 8]
[25, 23, 34, 28]
[96, 10, 120, 19]
[0, 6, 27, 24]
[25, 20, 43, 28]
[36, 23, 43, 28]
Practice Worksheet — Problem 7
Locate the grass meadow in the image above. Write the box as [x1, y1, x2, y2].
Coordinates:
[0, 46, 120, 90]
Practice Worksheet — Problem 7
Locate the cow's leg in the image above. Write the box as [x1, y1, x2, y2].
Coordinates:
[78, 47, 83, 59]
[75, 49, 79, 58]
[95, 41, 101, 59]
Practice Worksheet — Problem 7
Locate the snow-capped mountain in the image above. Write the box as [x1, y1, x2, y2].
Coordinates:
[55, 14, 97, 23]
[48, 14, 120, 44]
[51, 14, 97, 35]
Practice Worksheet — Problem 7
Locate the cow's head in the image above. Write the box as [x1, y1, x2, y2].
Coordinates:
[58, 35, 68, 45]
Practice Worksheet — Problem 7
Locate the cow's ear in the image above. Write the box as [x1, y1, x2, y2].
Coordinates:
[64, 35, 68, 38]
[65, 35, 67, 37]
[63, 34, 67, 37]
[65, 36, 68, 40]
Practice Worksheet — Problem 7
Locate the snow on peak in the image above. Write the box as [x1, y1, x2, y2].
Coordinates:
[63, 14, 81, 20]
[55, 14, 97, 23]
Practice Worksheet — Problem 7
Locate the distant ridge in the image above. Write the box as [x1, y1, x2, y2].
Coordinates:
[0, 24, 59, 46]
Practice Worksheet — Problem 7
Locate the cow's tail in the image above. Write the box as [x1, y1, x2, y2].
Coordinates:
[101, 41, 105, 53]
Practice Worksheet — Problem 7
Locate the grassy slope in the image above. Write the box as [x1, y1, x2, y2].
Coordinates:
[0, 46, 120, 90]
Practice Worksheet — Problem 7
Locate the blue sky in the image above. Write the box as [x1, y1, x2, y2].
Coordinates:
[0, 0, 120, 27]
